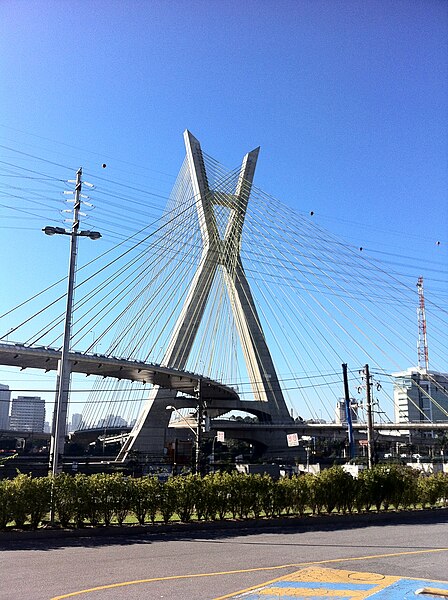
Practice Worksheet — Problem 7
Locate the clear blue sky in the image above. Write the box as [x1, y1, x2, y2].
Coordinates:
[0, 0, 447, 421]
[1, 1, 446, 247]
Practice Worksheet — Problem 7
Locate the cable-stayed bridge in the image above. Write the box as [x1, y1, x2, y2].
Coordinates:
[1, 130, 447, 462]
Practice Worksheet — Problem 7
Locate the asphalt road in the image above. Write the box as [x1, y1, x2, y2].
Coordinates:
[1, 516, 447, 600]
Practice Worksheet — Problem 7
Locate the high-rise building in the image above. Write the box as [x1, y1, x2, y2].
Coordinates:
[70, 413, 83, 431]
[393, 368, 448, 423]
[9, 396, 46, 432]
[335, 398, 358, 425]
[0, 384, 11, 430]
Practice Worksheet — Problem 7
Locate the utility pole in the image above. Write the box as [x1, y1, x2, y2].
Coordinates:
[195, 378, 203, 475]
[49, 167, 82, 477]
[364, 364, 374, 469]
[45, 168, 101, 479]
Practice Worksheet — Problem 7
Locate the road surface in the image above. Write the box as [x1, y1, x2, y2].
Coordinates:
[1, 517, 447, 599]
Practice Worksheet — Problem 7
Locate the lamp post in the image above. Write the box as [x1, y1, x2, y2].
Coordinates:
[44, 167, 101, 478]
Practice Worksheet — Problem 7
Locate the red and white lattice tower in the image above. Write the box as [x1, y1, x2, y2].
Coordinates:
[416, 276, 429, 370]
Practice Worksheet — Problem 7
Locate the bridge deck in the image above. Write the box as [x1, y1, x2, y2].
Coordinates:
[0, 342, 239, 401]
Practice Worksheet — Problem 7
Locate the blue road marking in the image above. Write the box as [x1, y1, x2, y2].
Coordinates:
[369, 578, 448, 599]
[274, 580, 376, 591]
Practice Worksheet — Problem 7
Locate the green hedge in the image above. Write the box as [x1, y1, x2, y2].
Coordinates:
[0, 466, 447, 530]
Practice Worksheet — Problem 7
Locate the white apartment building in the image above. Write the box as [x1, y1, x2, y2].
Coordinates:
[393, 367, 448, 423]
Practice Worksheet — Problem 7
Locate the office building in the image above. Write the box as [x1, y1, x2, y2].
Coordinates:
[68, 413, 83, 432]
[335, 398, 358, 425]
[0, 384, 10, 429]
[9, 395, 46, 432]
[97, 414, 127, 429]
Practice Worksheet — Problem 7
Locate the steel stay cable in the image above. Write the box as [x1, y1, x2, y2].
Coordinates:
[228, 186, 424, 418]
[72, 200, 200, 352]
[112, 168, 201, 358]
[104, 224, 202, 359]
[2, 187, 203, 342]
[80, 225, 200, 358]
[247, 183, 448, 315]
[238, 228, 344, 418]
[3, 145, 444, 424]
[77, 160, 196, 353]
[245, 201, 438, 374]
[245, 264, 340, 420]
[102, 168, 202, 359]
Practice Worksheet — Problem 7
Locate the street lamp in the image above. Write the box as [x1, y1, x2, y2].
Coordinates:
[43, 226, 101, 240]
[44, 167, 101, 479]
[166, 405, 202, 474]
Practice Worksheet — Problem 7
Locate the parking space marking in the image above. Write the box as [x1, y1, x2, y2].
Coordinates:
[218, 567, 397, 599]
[218, 567, 448, 599]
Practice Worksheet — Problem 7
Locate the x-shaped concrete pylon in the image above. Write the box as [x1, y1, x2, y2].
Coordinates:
[161, 131, 290, 418]
[117, 132, 290, 461]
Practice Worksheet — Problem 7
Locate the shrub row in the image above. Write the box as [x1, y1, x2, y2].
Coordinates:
[1, 466, 447, 530]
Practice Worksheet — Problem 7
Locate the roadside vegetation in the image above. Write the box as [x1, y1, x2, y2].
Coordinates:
[0, 466, 447, 531]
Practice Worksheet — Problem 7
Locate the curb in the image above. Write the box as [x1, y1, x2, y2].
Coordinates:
[1, 507, 447, 543]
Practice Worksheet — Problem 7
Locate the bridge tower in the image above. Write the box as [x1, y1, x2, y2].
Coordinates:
[117, 131, 292, 461]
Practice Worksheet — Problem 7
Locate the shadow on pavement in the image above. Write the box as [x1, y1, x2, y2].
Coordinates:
[1, 508, 447, 552]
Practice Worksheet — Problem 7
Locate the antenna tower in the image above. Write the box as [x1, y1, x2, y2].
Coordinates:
[416, 276, 429, 370]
